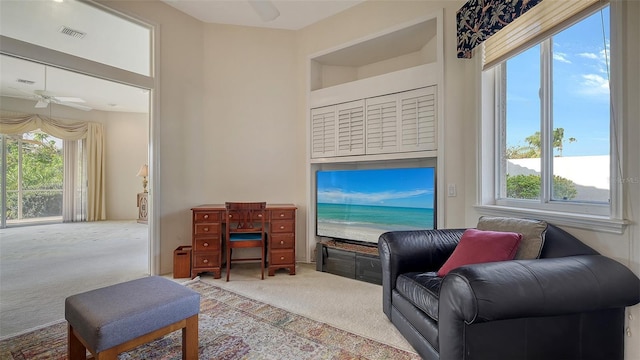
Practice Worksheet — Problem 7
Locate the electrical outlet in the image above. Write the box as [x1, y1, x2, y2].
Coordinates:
[447, 184, 457, 197]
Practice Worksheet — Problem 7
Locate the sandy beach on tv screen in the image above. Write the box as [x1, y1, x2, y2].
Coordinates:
[317, 222, 387, 244]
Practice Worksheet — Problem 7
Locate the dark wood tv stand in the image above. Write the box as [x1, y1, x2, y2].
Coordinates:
[315, 240, 382, 285]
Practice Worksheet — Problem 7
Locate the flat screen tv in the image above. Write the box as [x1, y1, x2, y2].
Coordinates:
[316, 167, 436, 245]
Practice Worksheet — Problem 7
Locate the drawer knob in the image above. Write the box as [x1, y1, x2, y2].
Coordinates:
[203, 242, 209, 247]
[280, 226, 285, 230]
[204, 227, 209, 232]
[279, 240, 284, 245]
[258, 214, 262, 218]
[229, 214, 233, 218]
[204, 214, 209, 219]
[203, 259, 209, 264]
[279, 213, 285, 217]
[280, 256, 285, 260]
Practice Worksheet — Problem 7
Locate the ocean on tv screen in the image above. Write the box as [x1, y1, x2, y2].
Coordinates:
[316, 167, 436, 243]
[317, 203, 435, 243]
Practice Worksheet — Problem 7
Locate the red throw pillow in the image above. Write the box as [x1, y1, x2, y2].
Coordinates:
[437, 228, 522, 277]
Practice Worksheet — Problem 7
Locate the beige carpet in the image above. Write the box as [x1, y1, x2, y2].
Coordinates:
[0, 221, 414, 353]
[184, 262, 413, 352]
[0, 221, 149, 339]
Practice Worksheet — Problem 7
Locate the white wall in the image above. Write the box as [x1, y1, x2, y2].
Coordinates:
[199, 24, 299, 260]
[104, 111, 148, 219]
[0, 97, 147, 220]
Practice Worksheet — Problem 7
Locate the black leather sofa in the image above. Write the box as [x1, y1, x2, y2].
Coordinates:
[378, 223, 640, 360]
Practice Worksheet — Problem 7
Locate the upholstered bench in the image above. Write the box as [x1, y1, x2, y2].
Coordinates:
[65, 276, 200, 359]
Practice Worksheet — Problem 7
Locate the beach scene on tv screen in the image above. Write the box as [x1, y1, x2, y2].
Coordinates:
[316, 167, 435, 244]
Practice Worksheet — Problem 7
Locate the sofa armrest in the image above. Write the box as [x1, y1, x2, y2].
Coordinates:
[378, 228, 465, 319]
[438, 255, 640, 359]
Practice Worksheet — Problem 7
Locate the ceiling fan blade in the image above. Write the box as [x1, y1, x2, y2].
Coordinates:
[248, 0, 280, 22]
[56, 101, 92, 111]
[52, 96, 85, 103]
[8, 86, 39, 98]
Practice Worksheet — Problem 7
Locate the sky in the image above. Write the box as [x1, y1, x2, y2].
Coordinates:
[506, 6, 610, 157]
[316, 167, 435, 209]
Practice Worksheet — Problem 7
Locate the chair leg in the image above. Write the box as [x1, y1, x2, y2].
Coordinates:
[226, 247, 231, 282]
[261, 245, 265, 280]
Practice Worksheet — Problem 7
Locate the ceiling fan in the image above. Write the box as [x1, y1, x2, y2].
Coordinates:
[32, 89, 92, 111]
[8, 65, 93, 112]
[8, 87, 93, 112]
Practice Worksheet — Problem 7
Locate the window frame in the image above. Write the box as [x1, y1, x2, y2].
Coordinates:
[477, 2, 627, 234]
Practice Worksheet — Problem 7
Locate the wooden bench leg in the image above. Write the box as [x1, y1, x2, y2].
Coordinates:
[68, 324, 88, 360]
[182, 314, 199, 359]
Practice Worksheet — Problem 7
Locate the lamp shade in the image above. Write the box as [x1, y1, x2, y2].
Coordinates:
[137, 164, 148, 177]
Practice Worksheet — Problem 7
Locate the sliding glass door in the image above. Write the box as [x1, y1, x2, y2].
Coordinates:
[0, 131, 64, 227]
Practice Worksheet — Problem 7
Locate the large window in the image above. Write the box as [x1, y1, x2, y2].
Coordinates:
[480, 3, 623, 229]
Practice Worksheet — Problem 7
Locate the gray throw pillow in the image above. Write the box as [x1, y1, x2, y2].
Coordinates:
[476, 216, 548, 259]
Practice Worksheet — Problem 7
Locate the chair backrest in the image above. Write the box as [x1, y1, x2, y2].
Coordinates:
[225, 202, 266, 233]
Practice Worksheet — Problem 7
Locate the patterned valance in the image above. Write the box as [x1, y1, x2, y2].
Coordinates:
[457, 0, 543, 59]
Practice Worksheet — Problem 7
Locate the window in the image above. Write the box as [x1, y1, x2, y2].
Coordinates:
[1, 132, 63, 225]
[480, 4, 624, 230]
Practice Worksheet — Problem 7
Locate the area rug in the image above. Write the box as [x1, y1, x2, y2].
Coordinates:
[0, 280, 419, 359]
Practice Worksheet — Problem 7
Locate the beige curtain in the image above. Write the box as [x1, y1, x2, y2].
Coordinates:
[63, 139, 87, 222]
[0, 113, 106, 221]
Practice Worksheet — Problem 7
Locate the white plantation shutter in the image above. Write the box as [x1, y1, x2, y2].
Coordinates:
[336, 100, 365, 156]
[400, 86, 436, 151]
[310, 106, 336, 158]
[310, 88, 437, 159]
[366, 94, 398, 154]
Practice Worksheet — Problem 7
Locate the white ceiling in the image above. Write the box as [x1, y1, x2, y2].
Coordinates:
[0, 0, 363, 114]
[161, 0, 365, 30]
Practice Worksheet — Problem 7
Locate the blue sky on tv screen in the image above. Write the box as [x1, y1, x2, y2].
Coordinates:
[316, 167, 435, 209]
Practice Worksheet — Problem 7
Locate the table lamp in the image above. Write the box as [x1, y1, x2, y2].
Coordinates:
[137, 164, 148, 193]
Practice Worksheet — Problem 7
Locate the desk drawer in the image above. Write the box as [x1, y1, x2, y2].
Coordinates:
[194, 237, 220, 251]
[270, 209, 294, 220]
[270, 249, 294, 265]
[194, 211, 221, 222]
[194, 223, 220, 235]
[270, 233, 294, 249]
[271, 220, 294, 233]
[227, 211, 266, 222]
[193, 253, 220, 268]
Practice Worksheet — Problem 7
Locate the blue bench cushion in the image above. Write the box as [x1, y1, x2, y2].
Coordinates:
[65, 276, 200, 352]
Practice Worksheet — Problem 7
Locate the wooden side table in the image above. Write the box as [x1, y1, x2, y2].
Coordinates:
[137, 192, 148, 224]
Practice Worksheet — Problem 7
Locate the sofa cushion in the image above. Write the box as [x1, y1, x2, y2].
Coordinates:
[437, 229, 522, 277]
[477, 216, 548, 259]
[396, 272, 442, 322]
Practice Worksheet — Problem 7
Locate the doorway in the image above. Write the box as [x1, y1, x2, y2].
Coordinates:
[0, 0, 157, 339]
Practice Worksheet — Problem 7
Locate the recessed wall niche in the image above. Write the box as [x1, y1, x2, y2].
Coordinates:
[310, 17, 438, 91]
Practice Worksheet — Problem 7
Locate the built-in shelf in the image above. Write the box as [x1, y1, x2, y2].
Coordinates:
[305, 10, 444, 263]
[310, 17, 438, 92]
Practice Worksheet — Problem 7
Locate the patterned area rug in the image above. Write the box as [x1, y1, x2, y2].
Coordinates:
[0, 280, 419, 359]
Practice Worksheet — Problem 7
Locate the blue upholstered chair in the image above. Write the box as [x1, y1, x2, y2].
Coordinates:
[225, 202, 267, 281]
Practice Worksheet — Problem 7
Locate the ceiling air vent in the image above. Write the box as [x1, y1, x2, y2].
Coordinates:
[58, 26, 86, 39]
[16, 79, 36, 85]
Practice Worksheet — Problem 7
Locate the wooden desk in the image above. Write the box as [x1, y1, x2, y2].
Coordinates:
[190, 204, 297, 279]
